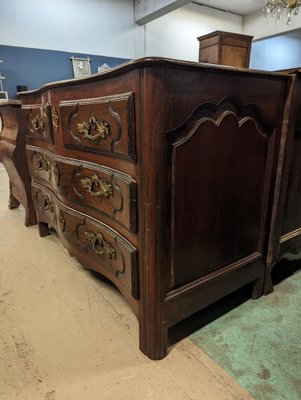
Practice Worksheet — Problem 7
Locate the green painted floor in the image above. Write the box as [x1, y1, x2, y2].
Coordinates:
[187, 256, 301, 400]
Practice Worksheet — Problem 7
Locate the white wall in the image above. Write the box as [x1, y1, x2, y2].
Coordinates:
[0, 0, 244, 63]
[134, 0, 190, 25]
[250, 30, 301, 70]
[3, 0, 300, 68]
[243, 8, 301, 40]
[145, 3, 243, 61]
[0, 0, 144, 59]
[243, 8, 301, 71]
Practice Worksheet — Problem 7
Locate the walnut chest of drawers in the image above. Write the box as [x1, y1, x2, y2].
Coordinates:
[19, 58, 292, 359]
[0, 100, 36, 225]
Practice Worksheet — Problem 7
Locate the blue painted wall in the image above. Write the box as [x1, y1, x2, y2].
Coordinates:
[250, 30, 301, 71]
[0, 45, 130, 98]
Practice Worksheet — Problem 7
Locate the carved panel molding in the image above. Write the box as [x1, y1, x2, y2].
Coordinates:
[165, 96, 276, 289]
[59, 92, 136, 161]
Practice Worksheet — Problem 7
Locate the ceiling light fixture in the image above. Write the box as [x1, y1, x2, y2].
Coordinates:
[263, 0, 301, 24]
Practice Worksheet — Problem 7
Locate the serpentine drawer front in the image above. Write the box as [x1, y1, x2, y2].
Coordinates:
[20, 57, 294, 360]
[23, 103, 58, 144]
[59, 92, 136, 161]
[27, 147, 137, 232]
[31, 183, 139, 300]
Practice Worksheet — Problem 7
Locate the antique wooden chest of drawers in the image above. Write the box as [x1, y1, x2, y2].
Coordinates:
[0, 100, 36, 226]
[19, 58, 293, 359]
[264, 68, 301, 293]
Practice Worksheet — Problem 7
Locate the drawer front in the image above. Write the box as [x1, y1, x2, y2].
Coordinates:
[59, 92, 136, 161]
[23, 103, 59, 144]
[31, 183, 139, 299]
[31, 184, 57, 227]
[27, 147, 137, 232]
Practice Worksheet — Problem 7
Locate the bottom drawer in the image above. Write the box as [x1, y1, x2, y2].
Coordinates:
[31, 183, 139, 300]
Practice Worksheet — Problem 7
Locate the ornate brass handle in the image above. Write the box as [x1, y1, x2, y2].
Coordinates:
[31, 115, 45, 132]
[33, 155, 50, 172]
[50, 106, 59, 130]
[77, 116, 110, 140]
[84, 231, 116, 259]
[80, 175, 113, 198]
[38, 194, 54, 212]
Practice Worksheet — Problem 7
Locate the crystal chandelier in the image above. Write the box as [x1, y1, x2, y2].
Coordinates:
[263, 0, 301, 24]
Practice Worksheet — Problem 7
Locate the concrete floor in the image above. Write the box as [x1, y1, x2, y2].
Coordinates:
[0, 164, 254, 400]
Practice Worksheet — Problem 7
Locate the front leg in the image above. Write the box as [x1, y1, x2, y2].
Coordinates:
[24, 206, 37, 226]
[251, 273, 264, 299]
[263, 262, 275, 295]
[8, 182, 20, 209]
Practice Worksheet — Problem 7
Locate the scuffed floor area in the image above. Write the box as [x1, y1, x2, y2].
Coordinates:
[0, 163, 255, 399]
[191, 257, 301, 400]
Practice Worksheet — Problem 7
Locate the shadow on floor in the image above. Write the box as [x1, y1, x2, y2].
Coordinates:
[271, 256, 301, 285]
[169, 255, 301, 347]
[168, 284, 251, 347]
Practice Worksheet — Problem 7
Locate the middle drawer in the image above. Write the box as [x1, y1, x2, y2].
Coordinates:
[27, 146, 137, 232]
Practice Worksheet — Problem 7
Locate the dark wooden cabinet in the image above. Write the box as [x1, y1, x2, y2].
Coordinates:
[19, 58, 292, 359]
[264, 68, 301, 293]
[197, 31, 253, 68]
[280, 71, 301, 246]
[0, 100, 36, 225]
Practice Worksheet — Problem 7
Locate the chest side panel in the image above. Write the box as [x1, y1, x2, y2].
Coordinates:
[165, 97, 276, 289]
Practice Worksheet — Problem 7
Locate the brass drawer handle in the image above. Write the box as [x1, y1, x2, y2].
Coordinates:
[81, 174, 113, 198]
[33, 155, 50, 172]
[84, 231, 116, 260]
[31, 115, 45, 132]
[38, 194, 54, 212]
[77, 116, 110, 140]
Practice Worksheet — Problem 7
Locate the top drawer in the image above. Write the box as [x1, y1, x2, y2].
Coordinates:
[23, 103, 58, 144]
[59, 92, 136, 162]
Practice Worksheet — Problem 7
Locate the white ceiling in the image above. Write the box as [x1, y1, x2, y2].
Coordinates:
[193, 0, 264, 15]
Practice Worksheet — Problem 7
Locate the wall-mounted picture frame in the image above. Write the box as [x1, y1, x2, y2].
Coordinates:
[70, 56, 92, 78]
